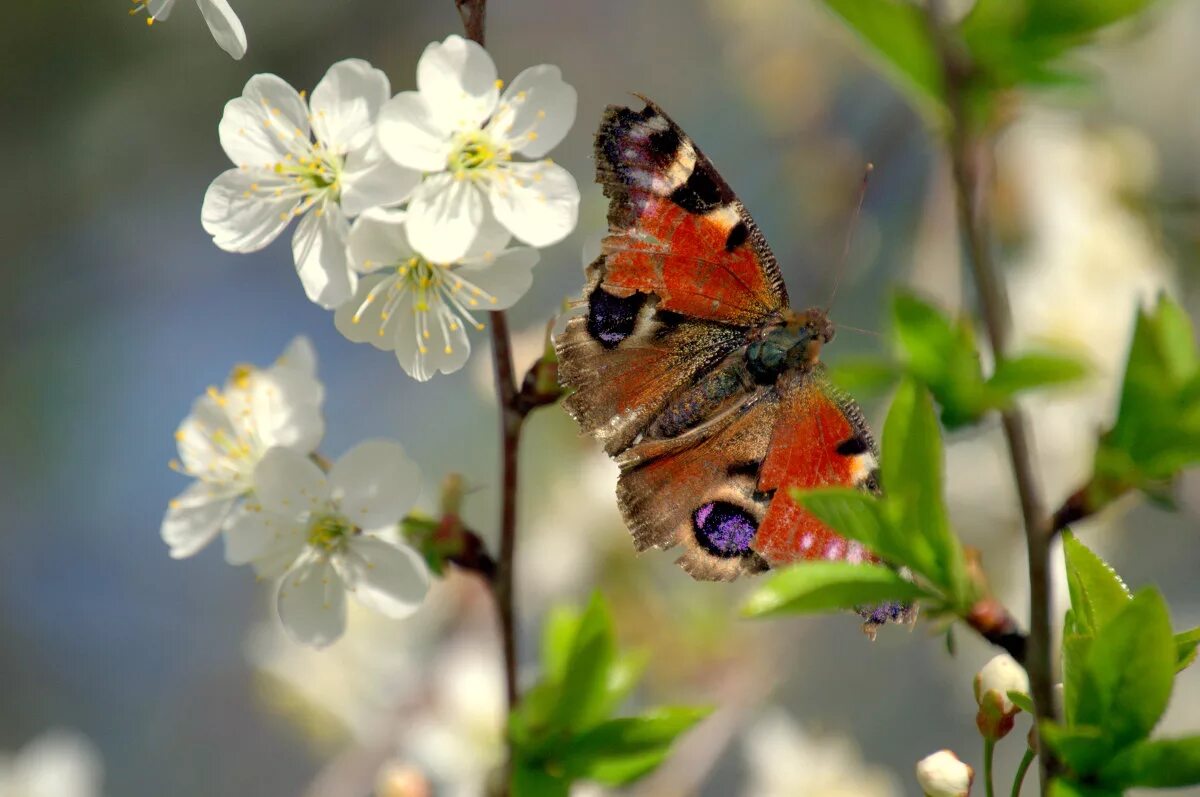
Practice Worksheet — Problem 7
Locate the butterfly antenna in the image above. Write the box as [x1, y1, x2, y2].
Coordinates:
[837, 323, 885, 340]
[824, 162, 874, 315]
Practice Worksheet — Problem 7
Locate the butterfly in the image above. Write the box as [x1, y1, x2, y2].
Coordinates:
[555, 99, 912, 628]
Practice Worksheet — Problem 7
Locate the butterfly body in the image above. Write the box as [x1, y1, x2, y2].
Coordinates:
[557, 99, 910, 625]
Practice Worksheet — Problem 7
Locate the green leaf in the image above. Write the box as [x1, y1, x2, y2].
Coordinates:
[541, 605, 581, 683]
[827, 357, 900, 397]
[511, 764, 569, 797]
[1099, 736, 1200, 788]
[881, 379, 970, 603]
[1061, 531, 1131, 635]
[575, 750, 672, 787]
[1025, 0, 1156, 39]
[1061, 633, 1093, 727]
[1008, 690, 1036, 715]
[741, 561, 931, 618]
[1047, 779, 1121, 797]
[891, 293, 989, 428]
[987, 351, 1089, 398]
[1176, 626, 1200, 673]
[1077, 588, 1175, 749]
[559, 707, 710, 766]
[550, 593, 618, 731]
[1041, 722, 1113, 776]
[819, 0, 945, 115]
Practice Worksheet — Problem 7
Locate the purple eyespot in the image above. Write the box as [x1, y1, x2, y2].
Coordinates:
[692, 501, 758, 558]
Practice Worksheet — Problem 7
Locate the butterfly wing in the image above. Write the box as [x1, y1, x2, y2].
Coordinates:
[558, 100, 785, 454]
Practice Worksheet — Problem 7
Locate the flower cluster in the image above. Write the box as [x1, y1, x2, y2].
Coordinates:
[162, 340, 429, 647]
[203, 36, 579, 380]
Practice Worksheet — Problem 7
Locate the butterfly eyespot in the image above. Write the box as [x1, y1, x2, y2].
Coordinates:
[586, 285, 645, 349]
[693, 501, 758, 558]
[835, 436, 870, 456]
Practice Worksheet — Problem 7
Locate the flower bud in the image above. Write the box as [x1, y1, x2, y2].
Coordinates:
[916, 750, 974, 797]
[973, 654, 1030, 740]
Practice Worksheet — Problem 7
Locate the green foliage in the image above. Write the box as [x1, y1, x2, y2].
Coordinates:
[741, 560, 930, 618]
[1046, 535, 1200, 792]
[509, 594, 709, 794]
[891, 292, 1087, 428]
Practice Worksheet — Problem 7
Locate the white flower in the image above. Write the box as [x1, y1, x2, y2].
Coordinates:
[915, 750, 973, 797]
[333, 208, 538, 381]
[162, 336, 324, 559]
[203, 60, 421, 308]
[0, 731, 102, 797]
[376, 35, 580, 262]
[130, 0, 247, 59]
[227, 442, 430, 648]
[974, 654, 1030, 716]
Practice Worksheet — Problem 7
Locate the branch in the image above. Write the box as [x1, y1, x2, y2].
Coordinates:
[925, 2, 1058, 790]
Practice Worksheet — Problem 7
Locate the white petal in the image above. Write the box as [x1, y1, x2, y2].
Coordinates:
[277, 554, 347, 648]
[328, 440, 420, 528]
[9, 732, 103, 797]
[334, 274, 406, 350]
[347, 211, 414, 273]
[161, 483, 238, 558]
[395, 297, 471, 381]
[376, 91, 455, 172]
[489, 160, 579, 248]
[406, 173, 486, 263]
[455, 247, 539, 310]
[340, 139, 422, 217]
[489, 65, 576, 158]
[175, 393, 236, 477]
[223, 503, 306, 577]
[253, 446, 329, 516]
[310, 59, 389, 153]
[291, 202, 355, 308]
[334, 536, 430, 618]
[459, 209, 513, 260]
[202, 169, 296, 253]
[274, 335, 318, 379]
[416, 35, 499, 130]
[218, 74, 310, 168]
[196, 0, 247, 59]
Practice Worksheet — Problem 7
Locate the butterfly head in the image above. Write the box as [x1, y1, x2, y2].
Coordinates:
[745, 308, 835, 384]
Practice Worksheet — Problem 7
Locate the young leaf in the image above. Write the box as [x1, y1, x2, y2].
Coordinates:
[1061, 531, 1131, 635]
[819, 0, 945, 113]
[558, 707, 711, 768]
[1099, 735, 1200, 788]
[741, 561, 931, 618]
[1008, 690, 1036, 715]
[1024, 0, 1157, 40]
[1076, 588, 1175, 749]
[550, 593, 618, 731]
[827, 357, 901, 397]
[1061, 633, 1093, 727]
[987, 351, 1089, 398]
[1041, 722, 1113, 776]
[891, 293, 988, 428]
[1176, 626, 1200, 673]
[511, 764, 569, 797]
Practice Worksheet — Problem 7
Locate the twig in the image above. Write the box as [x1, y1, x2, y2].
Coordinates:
[925, 1, 1058, 791]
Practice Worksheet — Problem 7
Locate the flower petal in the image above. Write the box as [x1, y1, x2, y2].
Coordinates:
[334, 274, 406, 350]
[202, 168, 296, 253]
[218, 74, 310, 168]
[488, 160, 579, 248]
[277, 553, 347, 648]
[328, 440, 420, 528]
[395, 296, 471, 381]
[161, 483, 238, 558]
[405, 173, 486, 263]
[416, 35, 499, 131]
[455, 247, 539, 310]
[253, 447, 329, 516]
[251, 341, 325, 453]
[291, 202, 354, 308]
[196, 0, 247, 59]
[347, 210, 414, 273]
[275, 335, 318, 377]
[310, 58, 389, 153]
[340, 141, 422, 218]
[175, 392, 236, 477]
[334, 536, 430, 619]
[376, 92, 455, 172]
[489, 65, 576, 158]
[223, 503, 306, 577]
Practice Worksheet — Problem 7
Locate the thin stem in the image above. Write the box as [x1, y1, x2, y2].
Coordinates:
[489, 309, 521, 711]
[983, 738, 997, 797]
[926, 1, 1057, 791]
[1011, 748, 1036, 797]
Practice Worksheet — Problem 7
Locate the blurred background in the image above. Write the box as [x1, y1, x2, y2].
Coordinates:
[1, 0, 1198, 794]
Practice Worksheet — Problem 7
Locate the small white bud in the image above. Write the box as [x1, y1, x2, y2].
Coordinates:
[973, 654, 1030, 715]
[916, 749, 974, 797]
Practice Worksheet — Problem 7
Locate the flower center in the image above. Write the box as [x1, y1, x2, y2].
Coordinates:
[307, 513, 354, 553]
[274, 145, 343, 199]
[447, 131, 509, 176]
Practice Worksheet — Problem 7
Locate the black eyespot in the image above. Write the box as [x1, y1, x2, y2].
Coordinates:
[693, 501, 758, 558]
[670, 165, 727, 214]
[836, 437, 870, 457]
[724, 221, 749, 251]
[586, 286, 645, 349]
[647, 125, 682, 166]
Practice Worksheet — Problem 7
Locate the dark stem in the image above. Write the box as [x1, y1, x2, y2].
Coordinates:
[926, 1, 1058, 790]
[489, 309, 522, 711]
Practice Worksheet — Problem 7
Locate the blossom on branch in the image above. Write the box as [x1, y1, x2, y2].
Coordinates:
[130, 0, 247, 60]
[227, 442, 430, 648]
[915, 750, 973, 797]
[333, 208, 538, 381]
[162, 337, 324, 559]
[203, 60, 420, 308]
[376, 34, 580, 262]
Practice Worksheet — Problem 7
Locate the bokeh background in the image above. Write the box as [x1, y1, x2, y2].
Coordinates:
[2, 0, 1199, 794]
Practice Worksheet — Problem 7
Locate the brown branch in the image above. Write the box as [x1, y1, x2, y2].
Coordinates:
[925, 2, 1058, 791]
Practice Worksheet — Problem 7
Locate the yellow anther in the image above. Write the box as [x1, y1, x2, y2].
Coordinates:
[475, 322, 486, 331]
[469, 299, 479, 307]
[423, 330, 430, 339]
[299, 89, 307, 99]
[494, 79, 504, 89]
[418, 345, 428, 354]
[449, 322, 459, 331]
[444, 345, 453, 354]
[363, 259, 373, 268]
[174, 429, 185, 441]
[146, 16, 154, 26]
[537, 110, 547, 119]
[489, 297, 498, 304]
[528, 131, 539, 141]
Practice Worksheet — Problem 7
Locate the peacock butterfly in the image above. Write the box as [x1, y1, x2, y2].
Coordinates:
[555, 99, 912, 629]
